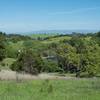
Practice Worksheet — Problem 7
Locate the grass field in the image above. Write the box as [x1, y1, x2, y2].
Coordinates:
[0, 79, 100, 100]
[30, 33, 58, 39]
[42, 36, 71, 44]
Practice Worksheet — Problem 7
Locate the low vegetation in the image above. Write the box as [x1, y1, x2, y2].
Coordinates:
[0, 79, 100, 100]
[0, 31, 100, 77]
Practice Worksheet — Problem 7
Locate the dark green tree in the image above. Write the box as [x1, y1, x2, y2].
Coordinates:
[0, 32, 6, 61]
[10, 49, 44, 75]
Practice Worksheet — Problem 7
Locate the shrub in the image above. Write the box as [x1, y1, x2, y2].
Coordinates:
[10, 49, 44, 75]
[42, 60, 61, 72]
[0, 42, 6, 61]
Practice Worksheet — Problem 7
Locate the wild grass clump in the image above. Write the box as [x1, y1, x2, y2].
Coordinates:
[40, 79, 54, 93]
[91, 79, 100, 90]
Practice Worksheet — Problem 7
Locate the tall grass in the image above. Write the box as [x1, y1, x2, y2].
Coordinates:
[0, 79, 100, 100]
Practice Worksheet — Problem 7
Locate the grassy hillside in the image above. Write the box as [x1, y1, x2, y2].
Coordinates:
[0, 79, 100, 100]
[0, 32, 100, 77]
[30, 33, 58, 39]
[42, 36, 71, 44]
[0, 58, 15, 70]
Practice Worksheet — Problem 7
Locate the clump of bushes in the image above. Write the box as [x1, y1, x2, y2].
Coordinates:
[0, 32, 6, 61]
[10, 49, 44, 75]
[42, 60, 62, 72]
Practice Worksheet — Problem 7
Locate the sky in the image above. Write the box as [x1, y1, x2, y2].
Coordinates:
[0, 0, 100, 33]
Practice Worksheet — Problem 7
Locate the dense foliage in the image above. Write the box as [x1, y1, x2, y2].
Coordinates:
[10, 49, 44, 75]
[0, 31, 100, 76]
[0, 32, 6, 61]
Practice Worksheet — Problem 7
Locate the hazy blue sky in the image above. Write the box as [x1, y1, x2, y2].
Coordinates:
[0, 0, 100, 33]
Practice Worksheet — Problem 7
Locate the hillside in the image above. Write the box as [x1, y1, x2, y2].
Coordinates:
[0, 32, 100, 77]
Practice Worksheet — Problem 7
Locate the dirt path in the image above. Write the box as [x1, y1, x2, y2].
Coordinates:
[0, 70, 74, 80]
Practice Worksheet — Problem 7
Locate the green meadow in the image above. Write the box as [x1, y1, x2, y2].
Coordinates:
[0, 79, 100, 100]
[30, 33, 58, 39]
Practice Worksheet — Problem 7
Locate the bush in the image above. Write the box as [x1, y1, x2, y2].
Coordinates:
[1, 62, 5, 66]
[0, 48, 5, 61]
[42, 60, 62, 72]
[0, 43, 6, 61]
[10, 49, 44, 75]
